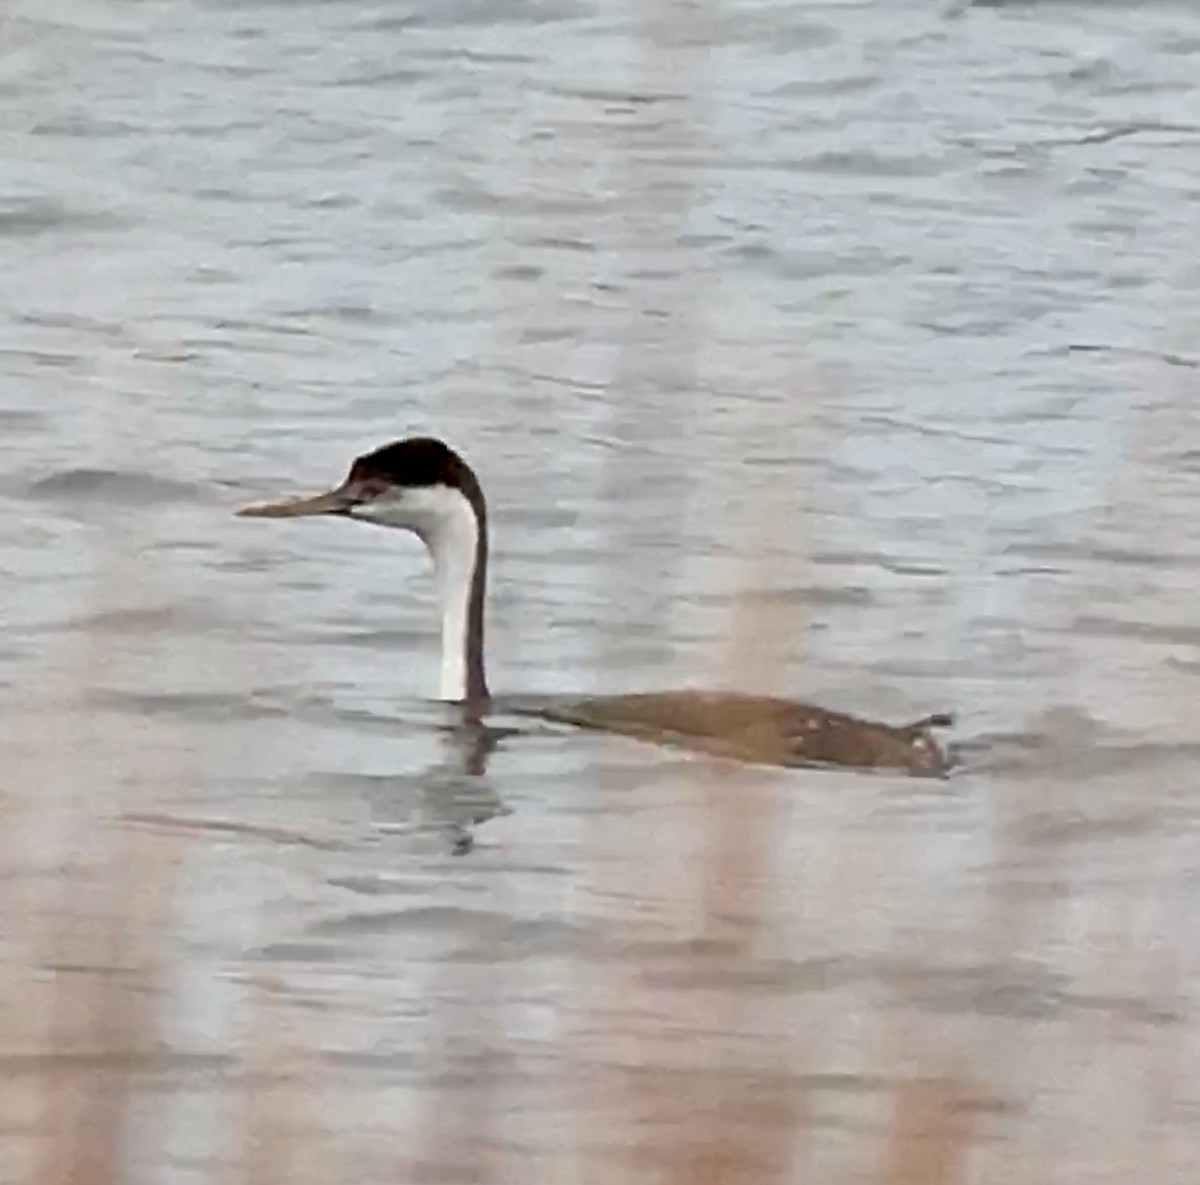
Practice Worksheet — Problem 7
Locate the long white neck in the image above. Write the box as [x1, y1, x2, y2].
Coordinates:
[354, 481, 489, 703]
[424, 493, 485, 703]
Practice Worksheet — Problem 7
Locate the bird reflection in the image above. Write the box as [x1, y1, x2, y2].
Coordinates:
[432, 715, 515, 855]
[336, 712, 516, 858]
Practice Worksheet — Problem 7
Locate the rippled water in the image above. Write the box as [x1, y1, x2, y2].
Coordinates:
[3, 0, 1200, 1180]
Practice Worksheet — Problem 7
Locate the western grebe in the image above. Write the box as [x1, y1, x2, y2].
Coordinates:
[238, 437, 953, 776]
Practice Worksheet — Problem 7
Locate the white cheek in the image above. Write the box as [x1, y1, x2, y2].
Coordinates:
[349, 485, 470, 540]
[349, 497, 416, 530]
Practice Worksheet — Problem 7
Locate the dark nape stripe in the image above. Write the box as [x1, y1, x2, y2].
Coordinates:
[465, 498, 489, 704]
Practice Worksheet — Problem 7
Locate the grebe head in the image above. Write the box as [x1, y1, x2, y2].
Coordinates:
[237, 436, 485, 538]
[238, 436, 490, 704]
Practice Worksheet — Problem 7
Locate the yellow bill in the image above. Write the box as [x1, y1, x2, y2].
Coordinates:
[236, 489, 351, 518]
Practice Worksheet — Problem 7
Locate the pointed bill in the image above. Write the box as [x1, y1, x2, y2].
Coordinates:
[236, 488, 353, 518]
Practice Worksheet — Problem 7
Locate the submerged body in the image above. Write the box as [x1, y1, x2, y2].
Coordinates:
[238, 437, 953, 777]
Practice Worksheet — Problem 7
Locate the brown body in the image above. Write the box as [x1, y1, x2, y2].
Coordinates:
[536, 692, 953, 776]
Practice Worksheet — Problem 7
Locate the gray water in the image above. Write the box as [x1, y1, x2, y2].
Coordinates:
[3, 0, 1200, 1181]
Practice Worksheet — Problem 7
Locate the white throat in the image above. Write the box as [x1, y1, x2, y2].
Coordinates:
[427, 495, 479, 701]
[352, 483, 482, 702]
